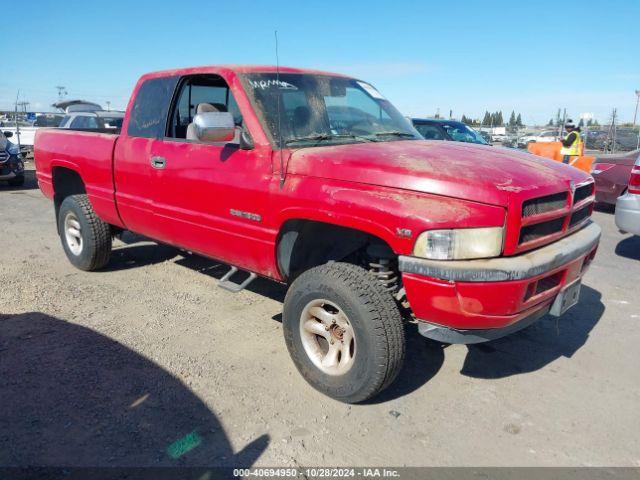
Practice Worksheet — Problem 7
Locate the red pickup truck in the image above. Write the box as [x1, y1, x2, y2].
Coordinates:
[35, 65, 601, 402]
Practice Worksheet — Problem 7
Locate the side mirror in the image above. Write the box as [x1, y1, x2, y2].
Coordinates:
[3, 131, 13, 138]
[193, 112, 235, 143]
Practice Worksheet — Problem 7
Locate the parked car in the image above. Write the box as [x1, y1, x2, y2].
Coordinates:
[58, 111, 125, 131]
[35, 65, 600, 402]
[33, 113, 65, 127]
[590, 150, 640, 205]
[518, 130, 558, 148]
[615, 155, 640, 234]
[0, 121, 38, 156]
[411, 118, 490, 145]
[490, 133, 507, 143]
[478, 131, 493, 144]
[0, 131, 25, 186]
[501, 135, 519, 149]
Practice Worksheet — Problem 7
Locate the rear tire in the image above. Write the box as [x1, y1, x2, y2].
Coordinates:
[58, 194, 112, 271]
[283, 262, 405, 403]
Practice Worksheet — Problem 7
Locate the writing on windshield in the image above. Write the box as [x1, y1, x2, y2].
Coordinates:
[241, 73, 420, 147]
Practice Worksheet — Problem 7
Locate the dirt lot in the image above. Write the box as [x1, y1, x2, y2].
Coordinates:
[1, 165, 639, 467]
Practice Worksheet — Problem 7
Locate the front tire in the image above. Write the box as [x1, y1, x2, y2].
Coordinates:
[283, 262, 405, 403]
[58, 194, 112, 271]
[8, 174, 24, 187]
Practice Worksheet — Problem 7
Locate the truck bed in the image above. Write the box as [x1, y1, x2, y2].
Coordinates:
[34, 128, 124, 228]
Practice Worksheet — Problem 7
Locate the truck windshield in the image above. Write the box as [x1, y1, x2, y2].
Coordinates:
[241, 73, 420, 148]
[441, 123, 488, 145]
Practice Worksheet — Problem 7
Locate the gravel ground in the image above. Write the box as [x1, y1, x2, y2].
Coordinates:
[1, 164, 639, 467]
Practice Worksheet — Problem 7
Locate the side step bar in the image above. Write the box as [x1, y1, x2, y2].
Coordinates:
[218, 266, 257, 293]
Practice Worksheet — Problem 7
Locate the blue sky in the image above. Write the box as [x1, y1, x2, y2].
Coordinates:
[1, 0, 638, 125]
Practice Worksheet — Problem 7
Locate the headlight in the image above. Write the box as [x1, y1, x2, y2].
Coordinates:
[413, 227, 504, 260]
[7, 144, 20, 155]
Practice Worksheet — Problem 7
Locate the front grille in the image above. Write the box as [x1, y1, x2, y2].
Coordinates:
[516, 182, 595, 249]
[569, 206, 590, 227]
[519, 217, 565, 244]
[522, 192, 568, 217]
[0, 151, 8, 163]
[573, 183, 594, 204]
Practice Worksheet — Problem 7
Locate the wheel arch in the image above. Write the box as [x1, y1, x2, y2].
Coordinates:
[52, 166, 86, 231]
[276, 217, 397, 281]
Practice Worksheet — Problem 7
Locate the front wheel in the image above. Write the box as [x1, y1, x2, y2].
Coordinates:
[8, 174, 24, 187]
[57, 194, 112, 271]
[283, 262, 405, 403]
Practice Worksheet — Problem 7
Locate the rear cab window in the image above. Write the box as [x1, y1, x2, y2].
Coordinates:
[127, 76, 180, 138]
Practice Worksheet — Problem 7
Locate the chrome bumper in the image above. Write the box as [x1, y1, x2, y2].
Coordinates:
[615, 192, 640, 236]
[398, 221, 601, 282]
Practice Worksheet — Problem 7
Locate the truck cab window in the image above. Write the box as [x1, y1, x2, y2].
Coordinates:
[127, 76, 179, 138]
[71, 116, 99, 129]
[168, 75, 242, 141]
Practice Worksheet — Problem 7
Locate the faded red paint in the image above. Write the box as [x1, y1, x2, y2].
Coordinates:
[34, 65, 599, 331]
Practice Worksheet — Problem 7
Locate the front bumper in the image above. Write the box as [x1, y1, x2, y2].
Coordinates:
[399, 222, 601, 337]
[0, 156, 24, 180]
[0, 171, 18, 180]
[615, 192, 640, 235]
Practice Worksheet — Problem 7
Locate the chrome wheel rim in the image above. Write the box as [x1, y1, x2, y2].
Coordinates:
[299, 299, 356, 376]
[64, 212, 83, 256]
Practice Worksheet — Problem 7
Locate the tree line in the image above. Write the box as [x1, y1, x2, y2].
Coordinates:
[459, 111, 523, 127]
[459, 109, 602, 128]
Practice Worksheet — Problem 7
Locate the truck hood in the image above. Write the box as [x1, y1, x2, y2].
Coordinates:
[288, 140, 591, 206]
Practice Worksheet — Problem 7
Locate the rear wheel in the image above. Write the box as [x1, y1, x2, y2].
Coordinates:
[283, 262, 405, 403]
[57, 194, 112, 271]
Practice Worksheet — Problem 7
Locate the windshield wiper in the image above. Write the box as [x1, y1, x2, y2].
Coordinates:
[372, 131, 417, 139]
[284, 133, 374, 146]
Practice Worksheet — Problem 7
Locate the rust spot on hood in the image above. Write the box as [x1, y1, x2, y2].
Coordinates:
[324, 186, 473, 225]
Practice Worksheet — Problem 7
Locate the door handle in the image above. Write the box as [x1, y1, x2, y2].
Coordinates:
[150, 156, 166, 169]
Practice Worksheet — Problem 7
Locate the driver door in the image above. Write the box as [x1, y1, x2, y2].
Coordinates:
[150, 74, 274, 273]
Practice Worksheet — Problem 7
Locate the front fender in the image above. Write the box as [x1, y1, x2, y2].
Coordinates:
[274, 176, 506, 256]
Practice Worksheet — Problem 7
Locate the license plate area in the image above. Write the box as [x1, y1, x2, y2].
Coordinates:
[549, 279, 581, 317]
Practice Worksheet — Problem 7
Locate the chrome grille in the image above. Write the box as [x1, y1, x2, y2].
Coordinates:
[522, 192, 568, 217]
[0, 151, 8, 163]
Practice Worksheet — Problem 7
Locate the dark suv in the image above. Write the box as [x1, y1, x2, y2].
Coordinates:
[0, 132, 25, 187]
[411, 118, 490, 145]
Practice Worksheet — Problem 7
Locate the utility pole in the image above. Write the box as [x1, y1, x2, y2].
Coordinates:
[55, 86, 67, 103]
[17, 101, 29, 114]
[106, 101, 111, 111]
[581, 112, 593, 154]
[605, 108, 617, 154]
[14, 91, 21, 152]
[557, 108, 567, 139]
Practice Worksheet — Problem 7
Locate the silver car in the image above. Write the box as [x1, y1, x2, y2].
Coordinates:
[615, 153, 640, 235]
[58, 111, 124, 130]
